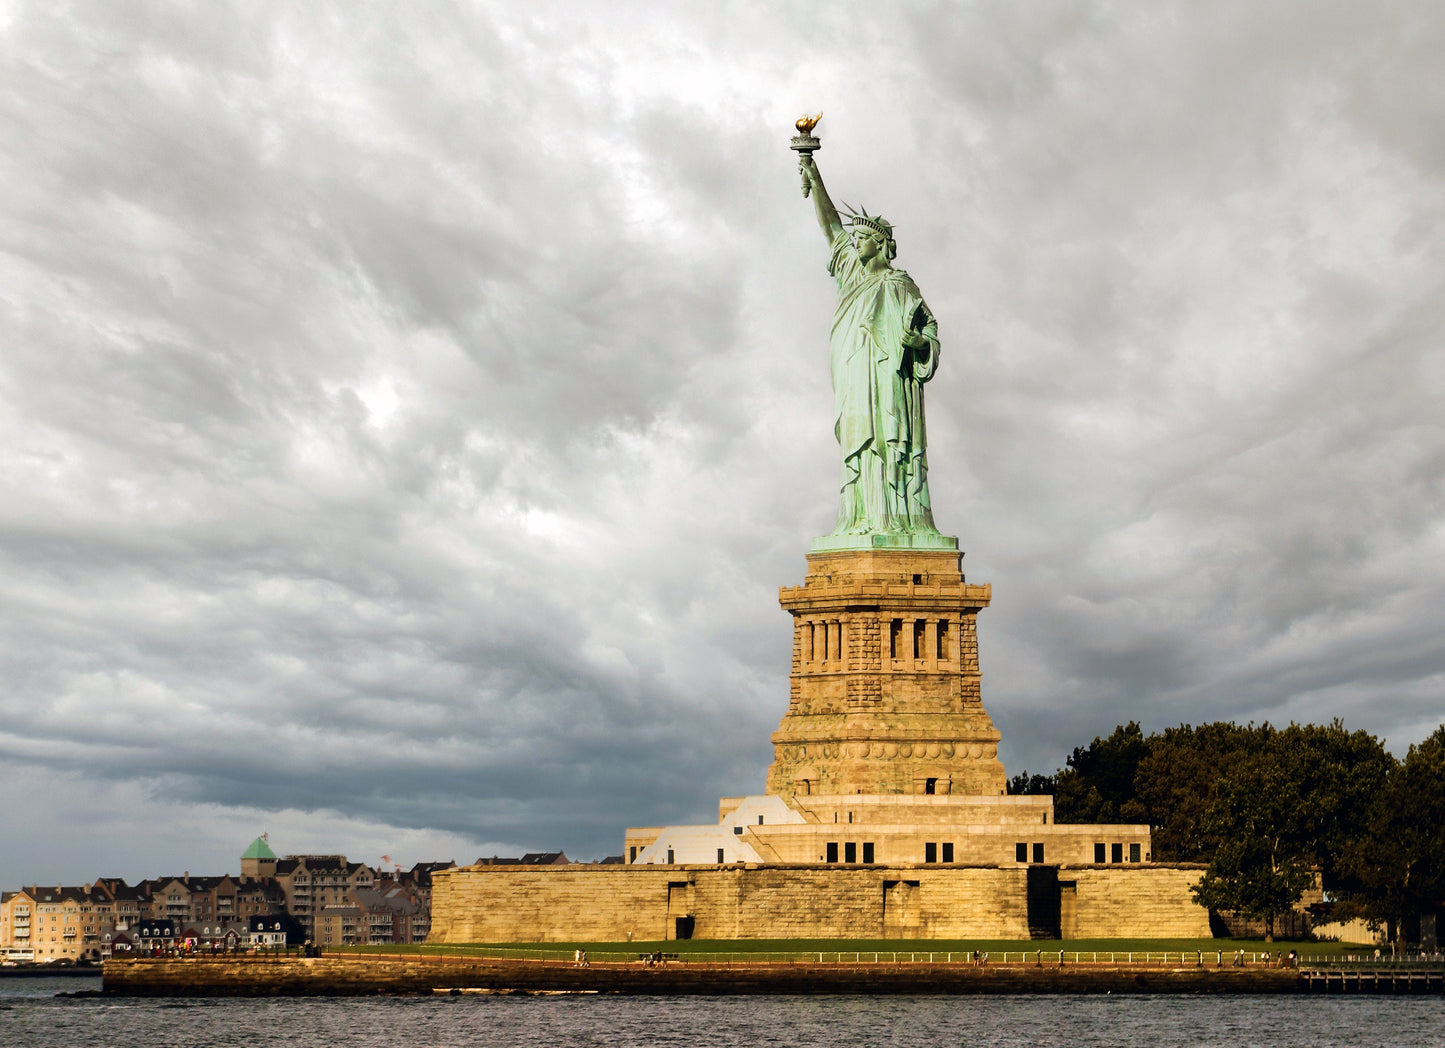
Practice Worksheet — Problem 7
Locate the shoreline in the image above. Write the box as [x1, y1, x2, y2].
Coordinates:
[100, 954, 1322, 996]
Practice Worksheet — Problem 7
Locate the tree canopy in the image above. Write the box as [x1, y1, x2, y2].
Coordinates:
[1007, 717, 1432, 942]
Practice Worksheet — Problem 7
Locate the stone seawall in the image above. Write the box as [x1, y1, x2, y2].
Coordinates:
[102, 955, 1302, 996]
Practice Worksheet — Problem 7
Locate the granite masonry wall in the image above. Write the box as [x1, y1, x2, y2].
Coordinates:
[428, 862, 1208, 943]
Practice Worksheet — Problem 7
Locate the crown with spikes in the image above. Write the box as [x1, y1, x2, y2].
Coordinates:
[840, 202, 894, 239]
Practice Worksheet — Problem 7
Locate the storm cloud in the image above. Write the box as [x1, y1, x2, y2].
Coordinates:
[1, 1, 1442, 884]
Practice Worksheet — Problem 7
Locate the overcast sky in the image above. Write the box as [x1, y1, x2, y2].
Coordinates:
[2, 1, 1442, 887]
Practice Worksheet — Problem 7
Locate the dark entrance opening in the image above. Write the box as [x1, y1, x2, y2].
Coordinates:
[674, 916, 695, 940]
[1026, 865, 1061, 939]
[925, 778, 937, 795]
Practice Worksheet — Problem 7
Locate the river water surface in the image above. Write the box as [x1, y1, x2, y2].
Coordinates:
[2, 975, 1441, 1047]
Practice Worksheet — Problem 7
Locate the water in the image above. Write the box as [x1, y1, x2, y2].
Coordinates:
[2, 976, 1442, 1048]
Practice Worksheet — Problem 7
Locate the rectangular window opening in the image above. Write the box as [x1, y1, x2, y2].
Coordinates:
[912, 619, 925, 660]
[826, 842, 839, 864]
[924, 777, 937, 795]
[941, 843, 954, 863]
[925, 842, 938, 864]
[1093, 842, 1105, 864]
[1111, 843, 1123, 864]
[1016, 842, 1028, 863]
[629, 846, 637, 863]
[862, 842, 874, 864]
[845, 842, 857, 863]
[717, 848, 725, 864]
[666, 849, 674, 864]
[1129, 843, 1141, 863]
[936, 619, 950, 659]
[1032, 842, 1044, 864]
[889, 618, 902, 660]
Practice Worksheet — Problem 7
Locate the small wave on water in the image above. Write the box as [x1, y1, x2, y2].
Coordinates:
[2, 979, 1443, 1048]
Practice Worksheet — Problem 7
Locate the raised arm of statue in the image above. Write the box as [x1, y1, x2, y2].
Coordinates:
[799, 154, 844, 243]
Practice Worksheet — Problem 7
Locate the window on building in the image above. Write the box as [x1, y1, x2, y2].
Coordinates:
[1094, 842, 1106, 863]
[845, 842, 857, 863]
[666, 849, 674, 864]
[1129, 843, 1141, 863]
[862, 842, 874, 863]
[1032, 843, 1044, 864]
[942, 843, 954, 863]
[717, 849, 725, 863]
[1016, 842, 1028, 863]
[925, 778, 937, 795]
[925, 842, 937, 863]
[1111, 843, 1123, 864]
[733, 826, 743, 835]
[826, 842, 839, 864]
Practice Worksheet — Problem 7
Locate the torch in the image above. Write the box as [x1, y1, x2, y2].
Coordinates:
[790, 113, 822, 197]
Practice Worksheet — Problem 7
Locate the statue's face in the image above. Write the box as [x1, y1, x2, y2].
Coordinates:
[855, 228, 885, 262]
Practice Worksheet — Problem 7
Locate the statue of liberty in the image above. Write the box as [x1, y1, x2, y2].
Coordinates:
[797, 145, 952, 551]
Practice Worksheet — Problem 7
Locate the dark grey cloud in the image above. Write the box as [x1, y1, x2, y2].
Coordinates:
[1, 1, 1442, 884]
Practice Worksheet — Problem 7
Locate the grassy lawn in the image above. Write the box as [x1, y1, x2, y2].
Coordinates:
[338, 936, 1372, 960]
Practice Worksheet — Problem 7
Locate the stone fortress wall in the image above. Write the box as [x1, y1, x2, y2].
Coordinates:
[428, 862, 1208, 942]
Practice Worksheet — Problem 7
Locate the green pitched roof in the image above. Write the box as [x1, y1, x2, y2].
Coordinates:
[242, 836, 277, 860]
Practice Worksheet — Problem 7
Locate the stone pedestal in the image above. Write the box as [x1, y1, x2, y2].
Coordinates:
[765, 547, 1005, 798]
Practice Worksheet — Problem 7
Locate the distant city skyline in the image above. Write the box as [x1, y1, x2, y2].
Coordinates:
[2, 2, 1443, 886]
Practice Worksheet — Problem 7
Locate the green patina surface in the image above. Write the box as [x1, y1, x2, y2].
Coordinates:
[240, 835, 276, 860]
[798, 147, 953, 552]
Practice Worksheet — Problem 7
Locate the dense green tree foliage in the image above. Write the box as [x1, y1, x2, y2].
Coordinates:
[1013, 717, 1431, 941]
[1338, 726, 1445, 943]
[1135, 722, 1271, 862]
[1052, 722, 1150, 825]
[1006, 770, 1054, 795]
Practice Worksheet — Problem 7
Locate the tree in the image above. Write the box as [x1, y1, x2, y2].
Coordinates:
[1272, 720, 1391, 889]
[1185, 722, 1391, 940]
[1052, 721, 1150, 824]
[1339, 725, 1445, 945]
[1135, 721, 1271, 862]
[1006, 771, 1054, 795]
[1190, 736, 1314, 941]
